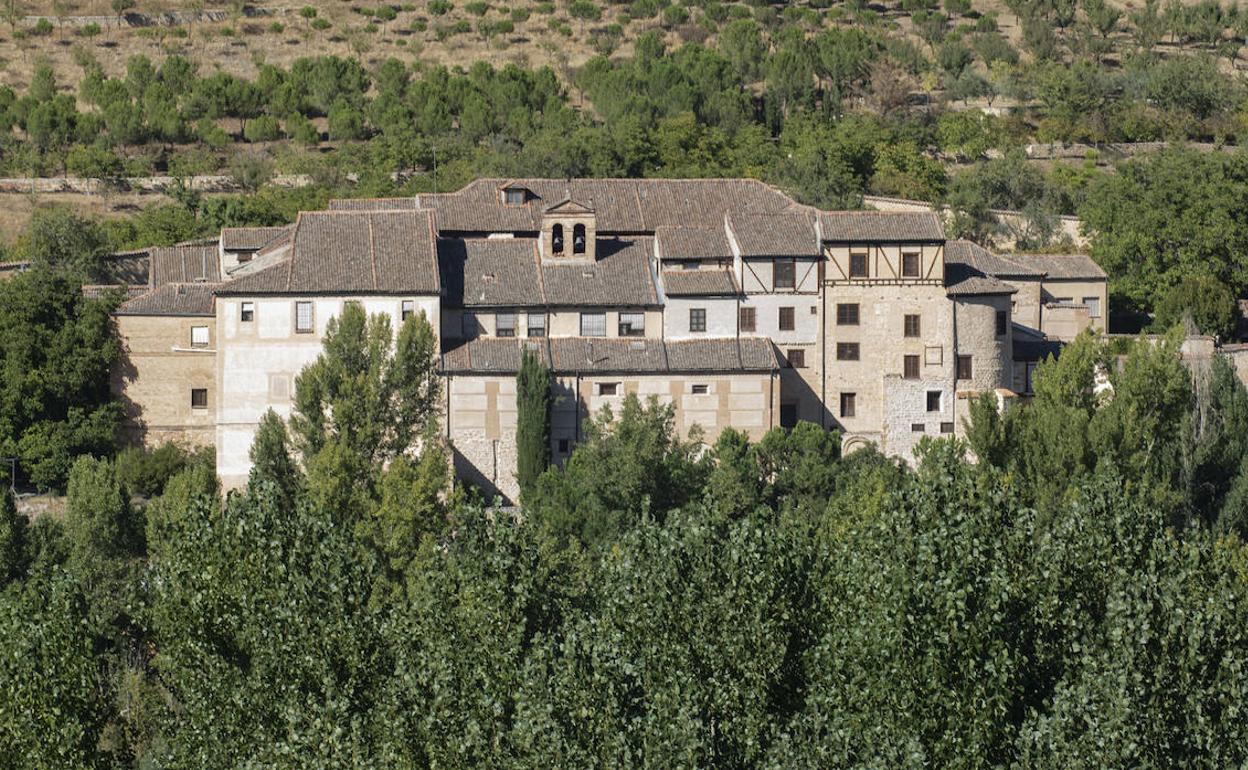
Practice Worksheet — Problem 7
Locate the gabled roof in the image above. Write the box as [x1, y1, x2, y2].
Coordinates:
[1011, 253, 1107, 280]
[115, 283, 219, 316]
[945, 242, 1019, 296]
[818, 210, 945, 242]
[217, 209, 440, 296]
[728, 212, 821, 258]
[944, 240, 1043, 278]
[149, 243, 220, 286]
[543, 196, 594, 215]
[655, 225, 732, 260]
[661, 269, 740, 297]
[220, 226, 291, 252]
[438, 238, 543, 308]
[440, 336, 779, 374]
[540, 237, 660, 307]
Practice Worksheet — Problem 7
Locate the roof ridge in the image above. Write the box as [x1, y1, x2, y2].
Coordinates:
[286, 213, 303, 291]
[367, 212, 379, 291]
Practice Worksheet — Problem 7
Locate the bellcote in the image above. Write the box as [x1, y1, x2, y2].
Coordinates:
[541, 196, 596, 262]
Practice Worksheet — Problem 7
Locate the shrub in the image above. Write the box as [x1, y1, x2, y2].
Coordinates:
[465, 1, 489, 16]
[33, 18, 53, 35]
[429, 0, 453, 14]
[115, 443, 191, 499]
[269, 21, 285, 33]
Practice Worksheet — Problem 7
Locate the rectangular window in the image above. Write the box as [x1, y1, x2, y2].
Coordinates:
[940, 421, 955, 434]
[528, 313, 546, 338]
[849, 252, 868, 278]
[774, 259, 795, 290]
[681, 260, 699, 271]
[504, 187, 525, 205]
[837, 342, 860, 361]
[190, 325, 209, 348]
[618, 312, 646, 337]
[496, 311, 516, 338]
[778, 306, 795, 331]
[190, 388, 208, 409]
[401, 299, 415, 321]
[295, 301, 313, 334]
[787, 349, 806, 369]
[557, 438, 570, 454]
[580, 312, 606, 337]
[904, 354, 920, 379]
[840, 392, 856, 418]
[689, 308, 707, 333]
[996, 310, 1008, 336]
[904, 314, 921, 338]
[1083, 296, 1101, 318]
[927, 390, 941, 412]
[780, 402, 798, 428]
[739, 306, 756, 332]
[240, 301, 255, 323]
[691, 383, 709, 395]
[597, 382, 619, 396]
[837, 303, 859, 325]
[911, 423, 925, 433]
[957, 354, 973, 380]
[902, 252, 921, 278]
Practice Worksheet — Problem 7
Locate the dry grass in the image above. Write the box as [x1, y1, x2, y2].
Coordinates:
[0, 189, 175, 246]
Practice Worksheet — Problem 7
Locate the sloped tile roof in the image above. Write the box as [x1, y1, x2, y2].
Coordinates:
[944, 240, 1043, 278]
[115, 283, 219, 316]
[540, 237, 659, 307]
[661, 269, 740, 297]
[439, 238, 543, 308]
[83, 284, 149, 301]
[1011, 253, 1107, 280]
[728, 212, 821, 258]
[327, 197, 421, 211]
[149, 244, 220, 286]
[440, 336, 779, 374]
[221, 226, 291, 252]
[818, 210, 945, 242]
[655, 225, 732, 260]
[218, 210, 440, 295]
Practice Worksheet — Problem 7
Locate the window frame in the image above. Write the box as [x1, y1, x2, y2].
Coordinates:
[904, 314, 921, 338]
[496, 311, 517, 338]
[190, 388, 208, 410]
[901, 251, 920, 278]
[691, 383, 709, 395]
[294, 301, 314, 334]
[840, 392, 856, 418]
[787, 348, 806, 369]
[940, 421, 955, 434]
[580, 311, 606, 337]
[1082, 296, 1101, 318]
[903, 354, 920, 379]
[527, 312, 547, 338]
[836, 303, 859, 326]
[911, 423, 926, 433]
[190, 325, 209, 348]
[849, 251, 868, 278]
[503, 187, 526, 206]
[926, 390, 941, 412]
[957, 354, 973, 381]
[996, 309, 1008, 336]
[773, 258, 796, 290]
[739, 306, 756, 333]
[240, 301, 255, 323]
[573, 223, 587, 255]
[689, 307, 707, 333]
[401, 299, 415, 322]
[778, 306, 795, 331]
[597, 382, 620, 396]
[836, 342, 860, 361]
[618, 311, 646, 337]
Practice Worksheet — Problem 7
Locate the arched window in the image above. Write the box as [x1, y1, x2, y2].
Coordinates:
[551, 223, 564, 254]
[573, 223, 587, 254]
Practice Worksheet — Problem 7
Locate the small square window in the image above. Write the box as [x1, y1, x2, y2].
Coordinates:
[926, 390, 942, 412]
[911, 423, 925, 433]
[691, 383, 709, 395]
[840, 392, 856, 418]
[904, 354, 920, 379]
[190, 325, 209, 348]
[774, 259, 796, 290]
[787, 349, 806, 369]
[837, 303, 859, 325]
[902, 252, 920, 278]
[837, 342, 860, 361]
[810, 305, 818, 315]
[996, 310, 1008, 336]
[598, 382, 619, 396]
[904, 314, 921, 338]
[496, 311, 516, 338]
[849, 252, 868, 278]
[401, 299, 415, 321]
[957, 355, 973, 380]
[940, 422, 955, 434]
[739, 306, 756, 332]
[295, 301, 314, 334]
[619, 312, 646, 337]
[689, 308, 707, 333]
[778, 306, 795, 331]
[191, 388, 208, 409]
[240, 301, 255, 322]
[528, 313, 546, 337]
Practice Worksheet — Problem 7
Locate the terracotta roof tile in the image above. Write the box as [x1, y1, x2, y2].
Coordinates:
[441, 336, 779, 374]
[220, 226, 291, 252]
[149, 244, 220, 287]
[1010, 253, 1107, 280]
[819, 210, 945, 242]
[439, 238, 543, 307]
[115, 283, 219, 316]
[728, 211, 821, 258]
[661, 269, 740, 296]
[944, 240, 1043, 278]
[655, 225, 732, 260]
[540, 237, 659, 307]
[326, 197, 421, 211]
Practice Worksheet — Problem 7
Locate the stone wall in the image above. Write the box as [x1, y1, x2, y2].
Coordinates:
[113, 314, 217, 449]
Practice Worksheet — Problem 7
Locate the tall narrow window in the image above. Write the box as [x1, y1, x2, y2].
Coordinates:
[837, 303, 859, 325]
[996, 310, 1008, 336]
[774, 259, 795, 290]
[580, 312, 606, 337]
[190, 326, 209, 348]
[573, 223, 587, 254]
[295, 301, 313, 334]
[496, 311, 516, 338]
[904, 354, 920, 379]
[401, 299, 415, 321]
[778, 306, 795, 331]
[689, 308, 707, 333]
[240, 301, 255, 322]
[957, 355, 973, 380]
[551, 223, 565, 254]
[1082, 296, 1101, 318]
[527, 312, 546, 338]
[840, 392, 856, 418]
[618, 312, 645, 337]
[191, 388, 208, 409]
[904, 314, 921, 338]
[901, 252, 920, 278]
[926, 390, 941, 412]
[739, 306, 756, 332]
[849, 252, 868, 278]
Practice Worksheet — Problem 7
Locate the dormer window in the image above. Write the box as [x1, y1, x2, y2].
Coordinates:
[573, 223, 587, 254]
[502, 186, 527, 206]
[552, 224, 565, 254]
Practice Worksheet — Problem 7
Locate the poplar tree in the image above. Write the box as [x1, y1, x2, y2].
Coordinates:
[514, 348, 551, 503]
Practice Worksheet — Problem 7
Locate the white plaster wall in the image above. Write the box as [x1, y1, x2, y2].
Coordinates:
[743, 294, 820, 346]
[663, 297, 738, 339]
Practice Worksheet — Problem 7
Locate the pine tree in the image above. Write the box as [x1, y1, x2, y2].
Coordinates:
[514, 349, 551, 503]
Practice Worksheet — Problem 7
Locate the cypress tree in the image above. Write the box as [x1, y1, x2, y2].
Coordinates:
[515, 349, 551, 502]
